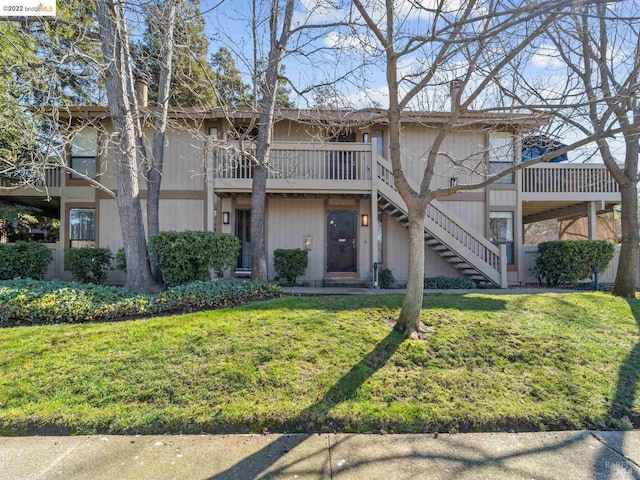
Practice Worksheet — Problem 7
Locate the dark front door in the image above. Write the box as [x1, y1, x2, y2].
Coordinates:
[327, 210, 357, 273]
[235, 209, 251, 273]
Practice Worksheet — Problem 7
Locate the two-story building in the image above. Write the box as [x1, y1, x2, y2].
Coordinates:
[0, 105, 623, 287]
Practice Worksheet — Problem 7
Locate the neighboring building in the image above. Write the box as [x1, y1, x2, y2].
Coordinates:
[0, 103, 622, 287]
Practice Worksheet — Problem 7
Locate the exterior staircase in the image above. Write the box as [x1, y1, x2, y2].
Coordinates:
[376, 162, 507, 288]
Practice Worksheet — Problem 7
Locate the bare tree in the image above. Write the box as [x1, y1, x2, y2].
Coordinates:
[525, 2, 640, 297]
[250, 0, 296, 281]
[145, 0, 177, 242]
[96, 0, 159, 293]
[346, 0, 636, 337]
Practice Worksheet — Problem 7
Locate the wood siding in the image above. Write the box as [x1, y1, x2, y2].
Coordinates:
[99, 198, 205, 250]
[400, 125, 486, 191]
[266, 198, 326, 283]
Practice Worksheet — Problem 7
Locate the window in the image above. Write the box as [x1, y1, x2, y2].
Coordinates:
[70, 128, 97, 179]
[69, 208, 95, 248]
[488, 133, 514, 184]
[374, 130, 384, 158]
[362, 133, 370, 143]
[489, 212, 514, 264]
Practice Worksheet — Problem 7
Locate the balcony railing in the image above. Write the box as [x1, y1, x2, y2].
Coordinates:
[0, 168, 62, 189]
[522, 163, 619, 194]
[213, 142, 372, 182]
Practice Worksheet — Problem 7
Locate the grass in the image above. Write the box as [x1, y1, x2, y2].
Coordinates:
[1, 292, 640, 435]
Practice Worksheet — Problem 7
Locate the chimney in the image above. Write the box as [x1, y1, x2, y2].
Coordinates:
[449, 79, 463, 111]
[135, 76, 148, 108]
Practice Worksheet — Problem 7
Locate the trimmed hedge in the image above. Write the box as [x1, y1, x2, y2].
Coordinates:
[534, 240, 615, 287]
[0, 279, 282, 326]
[424, 276, 475, 289]
[149, 231, 240, 286]
[0, 242, 52, 280]
[273, 249, 309, 285]
[64, 247, 113, 284]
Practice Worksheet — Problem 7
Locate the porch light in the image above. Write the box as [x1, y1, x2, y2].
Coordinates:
[222, 211, 230, 224]
[361, 214, 369, 227]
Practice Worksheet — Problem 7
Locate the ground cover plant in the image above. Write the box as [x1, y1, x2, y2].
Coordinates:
[1, 292, 639, 435]
[0, 279, 281, 325]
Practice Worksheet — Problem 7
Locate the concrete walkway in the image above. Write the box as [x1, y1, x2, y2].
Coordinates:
[285, 286, 580, 296]
[2, 431, 640, 479]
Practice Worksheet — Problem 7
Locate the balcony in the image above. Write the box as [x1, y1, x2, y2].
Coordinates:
[211, 142, 373, 195]
[0, 168, 62, 197]
[522, 163, 620, 202]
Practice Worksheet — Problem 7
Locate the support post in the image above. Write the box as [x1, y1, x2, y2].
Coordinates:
[499, 244, 508, 288]
[587, 201, 598, 240]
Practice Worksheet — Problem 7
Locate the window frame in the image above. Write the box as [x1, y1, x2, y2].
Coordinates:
[488, 133, 515, 184]
[68, 207, 96, 248]
[489, 211, 514, 265]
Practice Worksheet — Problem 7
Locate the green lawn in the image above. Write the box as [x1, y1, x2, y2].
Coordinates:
[1, 293, 639, 435]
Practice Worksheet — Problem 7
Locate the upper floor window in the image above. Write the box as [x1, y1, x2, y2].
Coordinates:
[374, 130, 384, 158]
[488, 133, 514, 184]
[70, 128, 97, 179]
[69, 208, 95, 248]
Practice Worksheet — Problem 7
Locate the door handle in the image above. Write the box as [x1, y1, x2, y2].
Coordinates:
[352, 239, 356, 250]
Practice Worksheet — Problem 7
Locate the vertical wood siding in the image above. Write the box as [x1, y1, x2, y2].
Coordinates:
[266, 198, 325, 284]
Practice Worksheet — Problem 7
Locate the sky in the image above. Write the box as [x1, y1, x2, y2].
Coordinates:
[195, 0, 633, 163]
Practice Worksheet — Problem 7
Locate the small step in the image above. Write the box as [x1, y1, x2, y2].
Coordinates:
[323, 278, 369, 288]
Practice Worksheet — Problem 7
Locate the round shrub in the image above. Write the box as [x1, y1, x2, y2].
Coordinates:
[378, 267, 395, 289]
[534, 240, 615, 286]
[273, 249, 309, 286]
[0, 242, 53, 280]
[149, 231, 240, 286]
[64, 247, 114, 284]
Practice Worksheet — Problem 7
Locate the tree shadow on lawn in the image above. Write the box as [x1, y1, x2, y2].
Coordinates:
[592, 298, 640, 480]
[209, 296, 510, 479]
[207, 328, 404, 479]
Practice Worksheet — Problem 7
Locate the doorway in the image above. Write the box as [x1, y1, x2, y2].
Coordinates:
[327, 210, 357, 273]
[235, 209, 251, 274]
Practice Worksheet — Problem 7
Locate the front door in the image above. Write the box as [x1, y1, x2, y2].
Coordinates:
[327, 210, 357, 273]
[235, 209, 251, 274]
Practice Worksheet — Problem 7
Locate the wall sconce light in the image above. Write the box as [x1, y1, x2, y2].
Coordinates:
[361, 214, 369, 227]
[222, 211, 230, 224]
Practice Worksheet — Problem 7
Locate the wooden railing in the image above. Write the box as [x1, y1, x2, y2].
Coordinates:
[522, 163, 619, 194]
[0, 168, 62, 189]
[213, 142, 372, 181]
[376, 160, 504, 284]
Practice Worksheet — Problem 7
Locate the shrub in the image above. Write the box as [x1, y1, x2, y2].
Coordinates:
[0, 242, 53, 280]
[64, 248, 113, 284]
[378, 267, 395, 289]
[149, 231, 240, 286]
[0, 279, 282, 326]
[273, 249, 309, 285]
[115, 248, 127, 272]
[424, 276, 475, 289]
[534, 240, 615, 287]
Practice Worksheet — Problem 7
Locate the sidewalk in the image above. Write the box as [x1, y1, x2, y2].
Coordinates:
[2, 431, 639, 479]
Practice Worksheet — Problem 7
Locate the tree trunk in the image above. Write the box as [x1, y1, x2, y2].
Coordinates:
[96, 0, 158, 294]
[395, 205, 427, 337]
[250, 162, 269, 281]
[249, 0, 294, 282]
[612, 181, 639, 298]
[146, 0, 176, 282]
